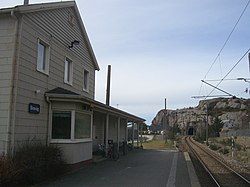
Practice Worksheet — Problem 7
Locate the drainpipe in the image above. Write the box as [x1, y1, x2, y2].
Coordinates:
[45, 96, 52, 146]
[7, 10, 21, 155]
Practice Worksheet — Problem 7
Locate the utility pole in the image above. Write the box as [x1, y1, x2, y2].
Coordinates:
[106, 65, 111, 106]
[164, 98, 167, 141]
[206, 104, 209, 145]
[165, 98, 167, 111]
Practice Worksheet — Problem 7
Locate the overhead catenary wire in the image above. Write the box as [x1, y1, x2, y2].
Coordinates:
[198, 0, 250, 96]
[203, 0, 250, 79]
[205, 48, 250, 99]
[204, 78, 250, 82]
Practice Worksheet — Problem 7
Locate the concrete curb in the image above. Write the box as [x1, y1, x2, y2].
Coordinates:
[184, 152, 201, 187]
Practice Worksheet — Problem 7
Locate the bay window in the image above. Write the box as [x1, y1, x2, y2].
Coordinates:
[51, 110, 92, 142]
[52, 111, 71, 139]
[75, 112, 91, 139]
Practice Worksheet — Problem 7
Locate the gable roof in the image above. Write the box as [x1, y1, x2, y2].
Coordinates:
[0, 1, 100, 71]
[46, 87, 79, 95]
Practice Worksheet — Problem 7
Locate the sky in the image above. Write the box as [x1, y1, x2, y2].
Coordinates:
[1, 0, 250, 124]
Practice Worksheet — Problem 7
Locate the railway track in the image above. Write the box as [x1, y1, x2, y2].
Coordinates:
[185, 136, 250, 187]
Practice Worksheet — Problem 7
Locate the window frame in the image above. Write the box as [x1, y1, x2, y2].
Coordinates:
[50, 110, 92, 144]
[36, 38, 50, 75]
[83, 69, 89, 92]
[64, 57, 73, 86]
[51, 110, 74, 142]
[74, 111, 92, 141]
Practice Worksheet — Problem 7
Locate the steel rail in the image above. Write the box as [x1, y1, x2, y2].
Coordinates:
[184, 136, 221, 187]
[189, 137, 250, 185]
[186, 136, 250, 186]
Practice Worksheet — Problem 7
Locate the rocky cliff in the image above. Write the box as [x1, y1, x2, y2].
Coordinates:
[151, 97, 250, 136]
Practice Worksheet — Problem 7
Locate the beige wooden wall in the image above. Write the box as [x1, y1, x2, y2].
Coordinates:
[13, 7, 96, 148]
[0, 15, 16, 153]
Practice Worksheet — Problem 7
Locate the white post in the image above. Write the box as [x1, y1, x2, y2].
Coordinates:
[117, 117, 120, 152]
[137, 123, 139, 147]
[132, 122, 135, 148]
[140, 123, 143, 147]
[105, 113, 109, 155]
[125, 119, 128, 142]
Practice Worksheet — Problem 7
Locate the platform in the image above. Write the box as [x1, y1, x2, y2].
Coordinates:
[37, 149, 200, 187]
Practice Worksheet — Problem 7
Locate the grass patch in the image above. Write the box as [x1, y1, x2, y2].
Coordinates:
[209, 143, 221, 151]
[209, 137, 250, 164]
[142, 140, 174, 150]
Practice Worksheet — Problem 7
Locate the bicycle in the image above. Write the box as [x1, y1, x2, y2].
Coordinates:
[97, 143, 106, 157]
[107, 140, 119, 161]
[119, 140, 128, 155]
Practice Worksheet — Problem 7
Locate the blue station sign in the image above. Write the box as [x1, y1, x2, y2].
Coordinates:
[28, 103, 40, 114]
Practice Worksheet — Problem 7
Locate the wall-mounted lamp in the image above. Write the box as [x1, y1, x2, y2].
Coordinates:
[35, 89, 41, 94]
[69, 40, 80, 49]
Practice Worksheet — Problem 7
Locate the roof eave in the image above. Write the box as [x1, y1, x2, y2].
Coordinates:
[73, 3, 100, 71]
[45, 93, 145, 122]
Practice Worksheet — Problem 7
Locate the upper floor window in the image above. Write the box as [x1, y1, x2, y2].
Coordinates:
[83, 69, 89, 92]
[64, 58, 73, 85]
[37, 39, 49, 74]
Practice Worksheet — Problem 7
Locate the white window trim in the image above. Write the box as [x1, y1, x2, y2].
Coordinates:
[50, 139, 92, 144]
[50, 110, 93, 144]
[71, 110, 75, 141]
[64, 57, 73, 86]
[83, 69, 89, 92]
[36, 38, 50, 75]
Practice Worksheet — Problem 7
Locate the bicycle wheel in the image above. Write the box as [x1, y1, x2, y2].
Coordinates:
[113, 152, 119, 161]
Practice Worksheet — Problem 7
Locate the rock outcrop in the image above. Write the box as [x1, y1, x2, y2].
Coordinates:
[151, 97, 250, 136]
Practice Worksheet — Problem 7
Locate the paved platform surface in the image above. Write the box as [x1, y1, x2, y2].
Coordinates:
[37, 149, 193, 187]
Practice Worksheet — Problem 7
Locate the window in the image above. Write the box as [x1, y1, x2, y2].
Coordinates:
[37, 39, 49, 74]
[52, 111, 71, 139]
[51, 110, 92, 141]
[75, 112, 91, 139]
[83, 69, 89, 91]
[64, 58, 73, 85]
